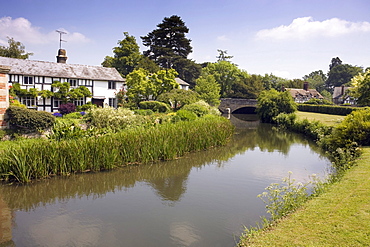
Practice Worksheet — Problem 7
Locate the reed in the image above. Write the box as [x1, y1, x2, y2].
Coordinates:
[0, 116, 234, 183]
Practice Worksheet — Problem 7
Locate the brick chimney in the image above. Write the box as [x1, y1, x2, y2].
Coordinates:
[56, 49, 68, 63]
[303, 81, 309, 91]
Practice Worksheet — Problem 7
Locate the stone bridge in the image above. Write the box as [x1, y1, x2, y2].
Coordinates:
[219, 98, 258, 114]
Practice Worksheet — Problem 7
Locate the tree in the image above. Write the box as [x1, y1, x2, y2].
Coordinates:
[303, 70, 327, 92]
[141, 15, 192, 69]
[325, 57, 363, 92]
[261, 73, 290, 91]
[52, 81, 92, 103]
[171, 58, 201, 87]
[216, 49, 233, 62]
[102, 32, 142, 76]
[157, 89, 199, 111]
[194, 75, 221, 106]
[126, 68, 179, 105]
[256, 89, 297, 123]
[0, 37, 33, 59]
[201, 61, 241, 97]
[350, 69, 370, 106]
[229, 73, 264, 99]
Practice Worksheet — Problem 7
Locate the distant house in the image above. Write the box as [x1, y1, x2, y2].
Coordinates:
[285, 82, 323, 103]
[175, 77, 190, 90]
[333, 86, 355, 105]
[0, 49, 125, 112]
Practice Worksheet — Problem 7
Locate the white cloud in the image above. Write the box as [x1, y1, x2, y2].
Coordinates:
[0, 17, 90, 45]
[217, 35, 230, 41]
[256, 17, 370, 40]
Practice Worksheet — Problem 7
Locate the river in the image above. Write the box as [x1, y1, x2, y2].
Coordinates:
[0, 115, 332, 247]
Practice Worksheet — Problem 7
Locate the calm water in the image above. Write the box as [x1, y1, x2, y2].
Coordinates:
[0, 115, 331, 247]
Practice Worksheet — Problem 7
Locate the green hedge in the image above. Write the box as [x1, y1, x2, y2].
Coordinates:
[139, 101, 170, 113]
[298, 104, 357, 115]
[5, 106, 55, 132]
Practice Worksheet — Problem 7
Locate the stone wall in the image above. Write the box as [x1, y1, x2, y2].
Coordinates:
[0, 65, 10, 129]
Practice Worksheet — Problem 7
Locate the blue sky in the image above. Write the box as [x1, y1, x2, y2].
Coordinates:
[1, 0, 369, 79]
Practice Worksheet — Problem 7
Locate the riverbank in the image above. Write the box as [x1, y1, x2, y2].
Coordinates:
[239, 147, 370, 246]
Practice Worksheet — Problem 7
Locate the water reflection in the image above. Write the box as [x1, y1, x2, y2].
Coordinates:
[0, 116, 331, 246]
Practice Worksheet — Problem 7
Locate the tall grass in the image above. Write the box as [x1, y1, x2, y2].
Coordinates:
[0, 116, 234, 183]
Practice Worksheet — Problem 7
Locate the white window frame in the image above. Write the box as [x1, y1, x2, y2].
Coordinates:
[69, 79, 77, 87]
[23, 76, 34, 85]
[21, 96, 36, 108]
[108, 98, 117, 108]
[73, 98, 85, 106]
[53, 98, 63, 108]
[108, 81, 116, 90]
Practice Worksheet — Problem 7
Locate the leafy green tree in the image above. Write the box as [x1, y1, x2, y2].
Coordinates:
[325, 59, 363, 92]
[261, 73, 290, 91]
[102, 32, 142, 76]
[256, 89, 297, 123]
[126, 68, 179, 105]
[229, 73, 264, 99]
[52, 81, 92, 103]
[350, 69, 370, 106]
[201, 61, 240, 97]
[157, 89, 199, 111]
[329, 57, 342, 70]
[141, 15, 192, 69]
[136, 56, 160, 73]
[194, 75, 221, 106]
[0, 37, 33, 59]
[171, 58, 201, 87]
[303, 70, 327, 92]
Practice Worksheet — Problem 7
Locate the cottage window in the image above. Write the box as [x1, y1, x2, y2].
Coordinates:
[53, 99, 63, 108]
[108, 81, 116, 89]
[24, 76, 34, 85]
[21, 97, 35, 107]
[69, 79, 77, 87]
[73, 98, 84, 106]
[109, 98, 117, 108]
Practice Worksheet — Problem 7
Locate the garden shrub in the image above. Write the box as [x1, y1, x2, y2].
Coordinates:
[76, 102, 95, 112]
[182, 102, 209, 117]
[63, 112, 83, 119]
[86, 107, 144, 131]
[139, 101, 170, 113]
[5, 106, 55, 132]
[303, 98, 333, 105]
[58, 103, 76, 115]
[174, 109, 197, 122]
[134, 109, 154, 116]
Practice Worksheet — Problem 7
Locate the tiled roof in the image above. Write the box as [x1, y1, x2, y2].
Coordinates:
[286, 88, 323, 99]
[0, 56, 125, 82]
[175, 77, 190, 86]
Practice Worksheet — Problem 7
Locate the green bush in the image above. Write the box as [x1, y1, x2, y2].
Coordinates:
[139, 101, 170, 113]
[63, 112, 83, 119]
[182, 102, 210, 117]
[85, 107, 144, 131]
[174, 109, 197, 122]
[5, 106, 55, 132]
[298, 104, 357, 115]
[76, 102, 96, 112]
[134, 109, 154, 116]
[303, 98, 333, 105]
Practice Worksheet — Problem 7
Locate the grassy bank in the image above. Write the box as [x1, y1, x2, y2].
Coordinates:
[0, 116, 234, 183]
[239, 147, 370, 246]
[296, 111, 345, 126]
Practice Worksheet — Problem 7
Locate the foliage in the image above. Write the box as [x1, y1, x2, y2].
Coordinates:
[9, 83, 39, 98]
[133, 109, 154, 116]
[76, 102, 96, 112]
[0, 116, 233, 183]
[256, 89, 297, 123]
[194, 74, 221, 106]
[115, 89, 127, 107]
[141, 15, 192, 68]
[9, 99, 27, 108]
[303, 98, 333, 105]
[174, 109, 197, 121]
[139, 101, 170, 113]
[126, 68, 179, 105]
[171, 58, 202, 87]
[52, 81, 91, 103]
[258, 172, 311, 221]
[182, 101, 210, 117]
[85, 107, 144, 131]
[230, 73, 264, 99]
[216, 49, 233, 62]
[261, 73, 290, 91]
[101, 32, 142, 76]
[157, 88, 199, 111]
[5, 106, 55, 132]
[349, 69, 370, 106]
[58, 103, 76, 115]
[298, 104, 356, 115]
[48, 118, 86, 141]
[326, 61, 363, 92]
[0, 37, 33, 59]
[63, 112, 84, 119]
[201, 60, 241, 97]
[303, 70, 327, 92]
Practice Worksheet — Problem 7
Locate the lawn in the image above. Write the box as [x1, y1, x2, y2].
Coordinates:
[296, 111, 345, 126]
[239, 147, 370, 246]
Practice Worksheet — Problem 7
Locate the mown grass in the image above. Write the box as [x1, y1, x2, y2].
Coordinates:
[0, 116, 234, 183]
[296, 111, 345, 126]
[239, 147, 370, 246]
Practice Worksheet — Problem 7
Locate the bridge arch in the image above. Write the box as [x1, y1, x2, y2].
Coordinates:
[219, 98, 258, 114]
